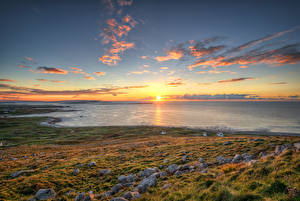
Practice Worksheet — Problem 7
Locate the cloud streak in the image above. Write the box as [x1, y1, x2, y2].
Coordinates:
[37, 67, 68, 74]
[218, 77, 254, 83]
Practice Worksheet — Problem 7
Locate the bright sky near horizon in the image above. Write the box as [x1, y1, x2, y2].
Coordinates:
[0, 0, 300, 101]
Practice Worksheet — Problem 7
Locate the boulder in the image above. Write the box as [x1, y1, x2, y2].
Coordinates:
[179, 164, 190, 171]
[138, 168, 158, 178]
[136, 175, 157, 193]
[72, 168, 79, 175]
[294, 142, 300, 151]
[174, 170, 183, 176]
[159, 171, 168, 177]
[166, 164, 179, 174]
[223, 141, 233, 145]
[161, 183, 171, 189]
[74, 192, 92, 201]
[182, 155, 188, 163]
[110, 197, 128, 201]
[232, 154, 242, 163]
[111, 184, 123, 195]
[118, 174, 136, 184]
[241, 153, 254, 162]
[34, 188, 56, 200]
[88, 161, 96, 167]
[275, 144, 292, 155]
[198, 157, 204, 163]
[100, 169, 111, 176]
[122, 191, 141, 200]
[201, 169, 208, 173]
[216, 156, 232, 165]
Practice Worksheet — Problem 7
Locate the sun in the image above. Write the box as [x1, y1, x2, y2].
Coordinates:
[156, 96, 162, 101]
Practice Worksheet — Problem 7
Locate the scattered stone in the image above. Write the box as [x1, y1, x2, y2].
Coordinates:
[111, 184, 123, 195]
[163, 159, 169, 164]
[294, 142, 300, 151]
[72, 168, 79, 175]
[139, 167, 158, 178]
[182, 155, 188, 163]
[216, 156, 232, 165]
[224, 141, 233, 145]
[10, 170, 34, 178]
[247, 160, 258, 165]
[274, 144, 292, 155]
[198, 157, 204, 163]
[232, 154, 242, 163]
[166, 164, 179, 174]
[159, 171, 168, 177]
[259, 152, 267, 159]
[118, 174, 136, 184]
[174, 170, 183, 176]
[110, 197, 128, 201]
[199, 162, 208, 168]
[34, 188, 56, 200]
[74, 192, 85, 201]
[161, 183, 172, 189]
[122, 191, 141, 200]
[242, 153, 254, 162]
[179, 164, 190, 171]
[65, 190, 75, 196]
[135, 175, 157, 193]
[88, 161, 96, 167]
[100, 169, 111, 176]
[201, 169, 208, 173]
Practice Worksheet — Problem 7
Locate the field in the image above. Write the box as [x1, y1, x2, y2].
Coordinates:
[0, 106, 299, 201]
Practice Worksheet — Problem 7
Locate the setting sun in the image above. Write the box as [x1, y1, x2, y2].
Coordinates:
[156, 96, 162, 101]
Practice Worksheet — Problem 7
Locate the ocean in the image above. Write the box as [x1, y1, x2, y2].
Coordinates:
[8, 101, 300, 135]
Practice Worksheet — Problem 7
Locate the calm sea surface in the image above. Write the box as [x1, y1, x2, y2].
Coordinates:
[10, 101, 300, 134]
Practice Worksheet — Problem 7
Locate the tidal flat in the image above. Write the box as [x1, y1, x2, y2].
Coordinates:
[0, 105, 299, 201]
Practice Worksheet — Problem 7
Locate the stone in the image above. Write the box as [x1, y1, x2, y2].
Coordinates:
[247, 160, 258, 165]
[163, 159, 169, 164]
[161, 183, 171, 189]
[198, 157, 204, 163]
[10, 170, 25, 178]
[174, 170, 183, 176]
[111, 184, 123, 195]
[232, 154, 242, 163]
[136, 175, 157, 193]
[34, 188, 56, 200]
[242, 153, 254, 162]
[199, 163, 208, 168]
[122, 191, 141, 200]
[224, 141, 233, 145]
[118, 174, 136, 184]
[138, 167, 158, 178]
[72, 168, 79, 175]
[216, 156, 232, 165]
[88, 161, 96, 167]
[166, 164, 179, 174]
[179, 164, 190, 171]
[182, 155, 188, 163]
[74, 193, 85, 201]
[201, 169, 208, 173]
[100, 169, 111, 176]
[159, 171, 168, 177]
[294, 142, 300, 151]
[110, 197, 128, 201]
[275, 144, 292, 155]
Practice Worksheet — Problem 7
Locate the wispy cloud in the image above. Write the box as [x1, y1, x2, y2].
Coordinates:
[84, 75, 96, 80]
[270, 82, 287, 85]
[94, 72, 106, 76]
[167, 94, 260, 100]
[36, 79, 65, 83]
[160, 67, 168, 70]
[17, 64, 30, 68]
[70, 67, 85, 74]
[166, 78, 184, 87]
[156, 49, 184, 62]
[127, 70, 149, 75]
[0, 79, 17, 82]
[37, 67, 68, 74]
[196, 70, 236, 74]
[24, 56, 33, 61]
[117, 0, 133, 6]
[218, 77, 254, 83]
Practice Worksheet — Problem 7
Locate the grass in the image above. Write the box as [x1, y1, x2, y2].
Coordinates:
[0, 106, 299, 200]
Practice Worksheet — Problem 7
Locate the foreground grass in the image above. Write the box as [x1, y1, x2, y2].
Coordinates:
[0, 117, 299, 201]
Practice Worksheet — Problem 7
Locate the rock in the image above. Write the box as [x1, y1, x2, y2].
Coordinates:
[122, 191, 141, 200]
[182, 155, 188, 163]
[161, 183, 171, 189]
[199, 162, 208, 168]
[118, 174, 136, 184]
[294, 142, 300, 151]
[275, 144, 292, 155]
[179, 164, 190, 171]
[151, 172, 161, 178]
[72, 168, 79, 175]
[166, 164, 179, 174]
[10, 170, 25, 178]
[100, 169, 111, 176]
[201, 169, 208, 173]
[242, 153, 254, 162]
[174, 170, 183, 176]
[138, 167, 158, 178]
[232, 154, 242, 163]
[74, 193, 86, 201]
[111, 184, 123, 195]
[254, 138, 264, 142]
[88, 161, 96, 167]
[159, 171, 168, 177]
[247, 160, 258, 165]
[198, 157, 204, 163]
[34, 188, 56, 200]
[103, 192, 112, 198]
[163, 159, 169, 164]
[136, 175, 157, 193]
[216, 156, 232, 165]
[110, 197, 128, 201]
[224, 141, 233, 145]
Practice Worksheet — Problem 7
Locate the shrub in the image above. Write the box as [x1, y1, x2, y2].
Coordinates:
[264, 180, 287, 195]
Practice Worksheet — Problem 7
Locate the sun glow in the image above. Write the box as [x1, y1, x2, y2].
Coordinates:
[156, 96, 162, 101]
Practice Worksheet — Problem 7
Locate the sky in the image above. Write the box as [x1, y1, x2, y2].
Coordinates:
[0, 0, 300, 101]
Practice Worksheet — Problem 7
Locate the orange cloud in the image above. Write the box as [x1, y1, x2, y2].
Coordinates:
[24, 56, 33, 61]
[166, 78, 184, 87]
[240, 65, 248, 68]
[84, 75, 95, 80]
[156, 50, 184, 62]
[0, 79, 17, 82]
[141, 56, 148, 59]
[218, 77, 254, 83]
[70, 67, 85, 74]
[36, 79, 65, 83]
[127, 70, 149, 75]
[94, 72, 106, 76]
[110, 41, 134, 54]
[160, 67, 168, 70]
[99, 54, 121, 66]
[18, 64, 30, 68]
[37, 67, 68, 74]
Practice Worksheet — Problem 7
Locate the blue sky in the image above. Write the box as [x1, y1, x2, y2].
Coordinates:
[0, 0, 300, 101]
